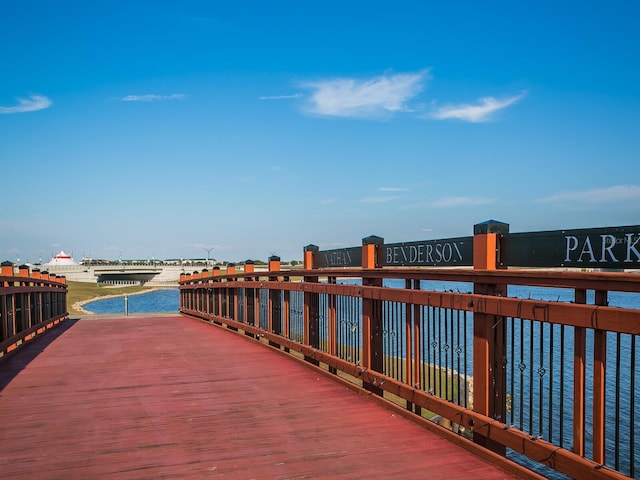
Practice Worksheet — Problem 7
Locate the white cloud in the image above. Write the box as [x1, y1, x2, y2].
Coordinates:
[538, 185, 640, 203]
[0, 94, 52, 114]
[430, 196, 495, 207]
[121, 93, 186, 102]
[379, 186, 409, 192]
[259, 93, 303, 100]
[360, 196, 400, 203]
[302, 70, 430, 118]
[432, 92, 526, 123]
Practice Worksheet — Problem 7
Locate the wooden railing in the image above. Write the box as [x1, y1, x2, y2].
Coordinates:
[0, 262, 69, 359]
[180, 223, 640, 480]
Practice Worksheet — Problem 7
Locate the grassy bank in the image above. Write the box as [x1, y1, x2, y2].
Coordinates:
[66, 281, 156, 316]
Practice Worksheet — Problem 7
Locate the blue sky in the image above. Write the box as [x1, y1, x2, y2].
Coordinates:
[1, 1, 639, 263]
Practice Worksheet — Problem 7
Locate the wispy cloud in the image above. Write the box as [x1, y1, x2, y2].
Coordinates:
[321, 242, 352, 249]
[319, 198, 337, 205]
[259, 93, 303, 100]
[121, 94, 187, 102]
[432, 92, 526, 123]
[430, 196, 495, 207]
[360, 196, 400, 203]
[538, 185, 640, 204]
[302, 70, 430, 118]
[379, 186, 409, 192]
[0, 94, 52, 114]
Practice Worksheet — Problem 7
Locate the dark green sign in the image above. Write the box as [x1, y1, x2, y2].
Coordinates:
[312, 225, 640, 270]
[504, 225, 640, 269]
[381, 237, 474, 267]
[315, 247, 362, 268]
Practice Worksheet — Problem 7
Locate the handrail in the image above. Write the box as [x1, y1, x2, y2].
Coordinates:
[0, 268, 69, 360]
[180, 264, 639, 479]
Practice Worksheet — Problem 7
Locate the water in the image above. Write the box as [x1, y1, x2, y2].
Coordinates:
[83, 288, 179, 314]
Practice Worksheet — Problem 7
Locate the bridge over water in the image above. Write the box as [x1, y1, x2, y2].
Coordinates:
[2, 220, 639, 479]
[42, 262, 274, 285]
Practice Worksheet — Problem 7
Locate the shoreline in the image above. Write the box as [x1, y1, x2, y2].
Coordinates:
[72, 287, 173, 315]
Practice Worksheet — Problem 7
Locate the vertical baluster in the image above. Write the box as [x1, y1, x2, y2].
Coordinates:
[559, 325, 565, 448]
[529, 319, 534, 434]
[592, 290, 607, 465]
[456, 309, 461, 406]
[630, 335, 636, 478]
[463, 310, 468, 409]
[426, 305, 432, 393]
[337, 295, 342, 360]
[421, 305, 426, 395]
[412, 280, 422, 415]
[444, 306, 450, 400]
[548, 324, 554, 442]
[509, 316, 515, 427]
[615, 333, 621, 471]
[437, 307, 442, 397]
[539, 321, 545, 437]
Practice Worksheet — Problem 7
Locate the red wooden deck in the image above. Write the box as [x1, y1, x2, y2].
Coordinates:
[0, 315, 528, 479]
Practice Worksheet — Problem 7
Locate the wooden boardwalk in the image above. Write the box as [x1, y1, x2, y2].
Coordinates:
[0, 315, 528, 479]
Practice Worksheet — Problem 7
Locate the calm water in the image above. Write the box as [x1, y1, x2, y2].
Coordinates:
[83, 288, 179, 314]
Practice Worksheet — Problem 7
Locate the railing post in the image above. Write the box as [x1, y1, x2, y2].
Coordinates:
[303, 245, 317, 271]
[303, 245, 320, 365]
[243, 260, 256, 334]
[269, 255, 281, 328]
[192, 271, 201, 313]
[472, 220, 509, 454]
[229, 264, 237, 322]
[32, 269, 42, 325]
[16, 265, 30, 331]
[212, 267, 221, 318]
[408, 278, 421, 414]
[180, 273, 189, 311]
[361, 235, 384, 395]
[200, 269, 209, 315]
[327, 273, 337, 371]
[1, 261, 15, 278]
[1, 261, 14, 341]
[267, 256, 282, 348]
[244, 261, 254, 275]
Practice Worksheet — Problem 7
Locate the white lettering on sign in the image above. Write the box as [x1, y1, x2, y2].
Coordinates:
[323, 249, 353, 267]
[626, 233, 640, 262]
[600, 234, 617, 263]
[385, 241, 465, 266]
[564, 233, 640, 264]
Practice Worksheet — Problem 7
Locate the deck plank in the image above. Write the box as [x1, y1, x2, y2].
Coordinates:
[0, 315, 522, 479]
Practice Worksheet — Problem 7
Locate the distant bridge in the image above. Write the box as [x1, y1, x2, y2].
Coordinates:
[42, 264, 186, 285]
[41, 262, 272, 285]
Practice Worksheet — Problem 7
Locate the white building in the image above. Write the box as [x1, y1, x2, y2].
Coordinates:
[44, 251, 78, 267]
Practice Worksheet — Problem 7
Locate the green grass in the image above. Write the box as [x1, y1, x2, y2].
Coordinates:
[66, 281, 156, 316]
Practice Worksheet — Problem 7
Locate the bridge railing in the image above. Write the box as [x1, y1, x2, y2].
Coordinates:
[1, 262, 69, 359]
[179, 222, 639, 480]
